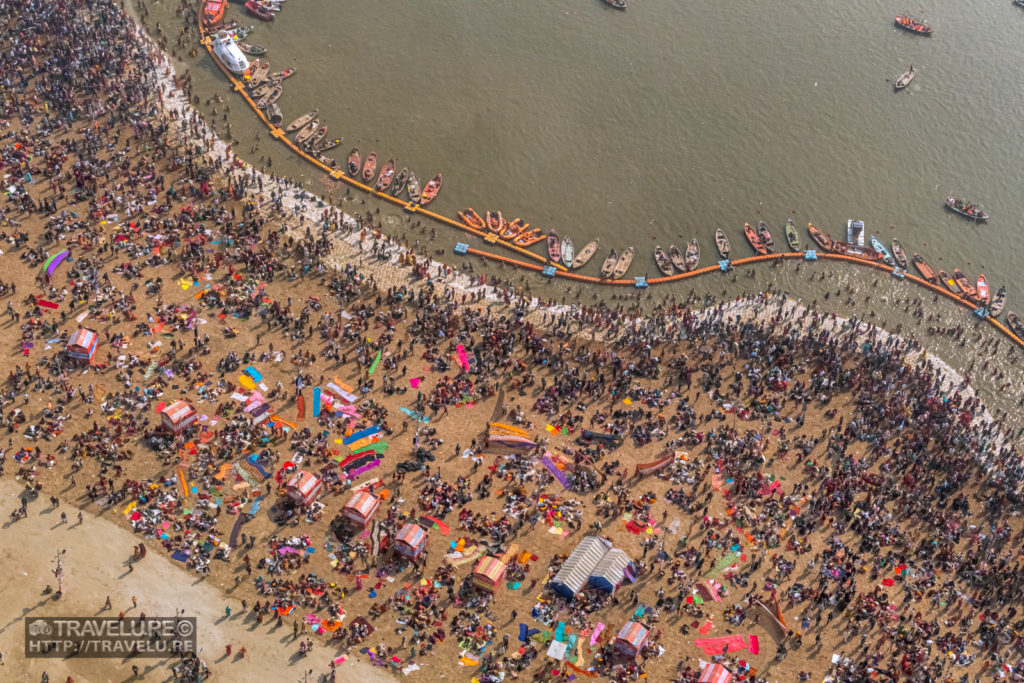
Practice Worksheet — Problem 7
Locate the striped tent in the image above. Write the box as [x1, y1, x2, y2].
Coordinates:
[613, 621, 649, 658]
[588, 548, 633, 593]
[284, 471, 323, 506]
[549, 536, 611, 599]
[393, 523, 428, 560]
[699, 662, 733, 683]
[66, 328, 98, 363]
[341, 491, 380, 528]
[161, 400, 197, 433]
[471, 555, 507, 592]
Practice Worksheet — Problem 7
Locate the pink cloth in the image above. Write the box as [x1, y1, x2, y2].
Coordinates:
[693, 635, 759, 656]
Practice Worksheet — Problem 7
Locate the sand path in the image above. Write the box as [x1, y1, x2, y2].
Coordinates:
[0, 481, 393, 683]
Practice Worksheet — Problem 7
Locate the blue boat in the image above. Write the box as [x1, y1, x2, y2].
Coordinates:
[870, 235, 896, 266]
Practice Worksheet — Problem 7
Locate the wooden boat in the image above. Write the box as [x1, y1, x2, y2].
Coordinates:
[870, 235, 895, 266]
[894, 65, 915, 90]
[293, 119, 319, 145]
[953, 269, 977, 298]
[571, 239, 600, 269]
[832, 242, 882, 262]
[894, 15, 932, 36]
[1008, 313, 1024, 338]
[668, 245, 685, 272]
[990, 286, 1007, 317]
[976, 274, 990, 305]
[346, 148, 360, 177]
[757, 221, 775, 253]
[285, 109, 317, 133]
[912, 253, 939, 284]
[939, 270, 961, 295]
[502, 217, 526, 240]
[374, 159, 395, 192]
[407, 173, 422, 203]
[256, 86, 282, 110]
[891, 239, 909, 269]
[266, 103, 283, 126]
[945, 195, 988, 221]
[600, 249, 618, 279]
[306, 127, 327, 150]
[420, 174, 442, 206]
[245, 1, 274, 21]
[237, 42, 267, 56]
[602, 0, 627, 8]
[514, 229, 544, 247]
[654, 246, 674, 277]
[714, 229, 731, 260]
[391, 167, 409, 196]
[561, 236, 575, 266]
[249, 80, 275, 98]
[269, 68, 295, 81]
[611, 246, 634, 279]
[785, 219, 800, 252]
[315, 137, 342, 153]
[246, 61, 270, 87]
[460, 208, 486, 231]
[685, 239, 700, 271]
[547, 231, 562, 264]
[807, 222, 834, 252]
[361, 153, 377, 183]
[744, 222, 766, 255]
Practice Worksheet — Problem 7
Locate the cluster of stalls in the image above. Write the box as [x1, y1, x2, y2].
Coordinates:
[549, 536, 635, 599]
[337, 490, 430, 560]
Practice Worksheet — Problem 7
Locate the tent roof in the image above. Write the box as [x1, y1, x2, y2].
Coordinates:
[549, 535, 611, 598]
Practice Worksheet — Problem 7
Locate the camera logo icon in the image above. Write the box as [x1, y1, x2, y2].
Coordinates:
[28, 620, 52, 637]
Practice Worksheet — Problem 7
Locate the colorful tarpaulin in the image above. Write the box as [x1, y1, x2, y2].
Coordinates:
[634, 453, 675, 477]
[693, 635, 759, 656]
[43, 250, 70, 279]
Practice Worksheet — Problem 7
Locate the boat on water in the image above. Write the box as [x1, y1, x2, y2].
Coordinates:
[485, 211, 502, 234]
[256, 85, 282, 110]
[203, 0, 226, 27]
[561, 236, 575, 266]
[361, 153, 377, 183]
[503, 218, 527, 240]
[285, 109, 317, 133]
[374, 159, 396, 192]
[945, 195, 988, 221]
[1008, 313, 1024, 338]
[744, 222, 766, 255]
[939, 270, 961, 295]
[953, 269, 977, 298]
[420, 173, 442, 206]
[990, 286, 1007, 317]
[247, 62, 271, 87]
[245, 1, 274, 21]
[807, 223, 834, 252]
[870, 235, 896, 266]
[266, 103, 283, 126]
[237, 42, 266, 56]
[668, 245, 685, 273]
[346, 148, 360, 177]
[315, 137, 342, 153]
[514, 229, 544, 247]
[293, 119, 319, 146]
[654, 246, 674, 277]
[572, 239, 600, 269]
[600, 249, 618, 279]
[714, 229, 731, 260]
[269, 68, 295, 81]
[460, 208, 486, 231]
[895, 15, 932, 36]
[891, 239, 909, 269]
[685, 239, 700, 271]
[894, 65, 915, 90]
[785, 219, 800, 252]
[306, 127, 327, 151]
[602, 0, 627, 8]
[547, 231, 562, 264]
[757, 221, 775, 253]
[391, 167, 409, 196]
[832, 242, 882, 262]
[211, 31, 249, 74]
[612, 246, 635, 279]
[912, 253, 939, 284]
[249, 80, 276, 98]
[407, 173, 422, 203]
[977, 274, 990, 305]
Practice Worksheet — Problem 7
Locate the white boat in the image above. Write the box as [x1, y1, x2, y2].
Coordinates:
[560, 235, 575, 267]
[846, 219, 864, 247]
[211, 31, 249, 75]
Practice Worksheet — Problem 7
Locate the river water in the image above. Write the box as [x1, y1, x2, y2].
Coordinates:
[146, 0, 1024, 428]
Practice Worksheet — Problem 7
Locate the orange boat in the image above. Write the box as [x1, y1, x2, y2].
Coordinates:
[744, 222, 766, 255]
[202, 0, 226, 26]
[953, 269, 977, 299]
[419, 173, 442, 206]
[502, 217, 528, 240]
[895, 15, 932, 36]
[513, 229, 544, 247]
[460, 208, 486, 231]
[361, 153, 377, 184]
[485, 211, 504, 234]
